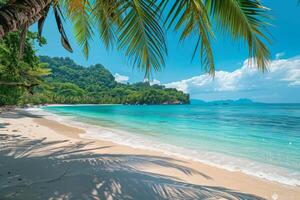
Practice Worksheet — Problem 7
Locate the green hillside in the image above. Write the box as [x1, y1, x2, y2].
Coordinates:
[0, 31, 188, 106]
[26, 56, 190, 105]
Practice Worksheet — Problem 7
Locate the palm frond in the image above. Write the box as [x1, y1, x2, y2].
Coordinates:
[37, 4, 50, 45]
[62, 0, 93, 58]
[117, 0, 167, 77]
[92, 0, 121, 49]
[162, 0, 215, 75]
[205, 0, 271, 71]
[53, 5, 73, 53]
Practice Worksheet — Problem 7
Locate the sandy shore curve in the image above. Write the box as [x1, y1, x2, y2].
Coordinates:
[0, 109, 299, 199]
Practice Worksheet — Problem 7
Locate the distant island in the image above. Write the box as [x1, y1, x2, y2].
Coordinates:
[23, 56, 189, 105]
[191, 98, 261, 105]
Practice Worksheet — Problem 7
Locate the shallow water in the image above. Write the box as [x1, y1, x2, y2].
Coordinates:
[43, 104, 300, 186]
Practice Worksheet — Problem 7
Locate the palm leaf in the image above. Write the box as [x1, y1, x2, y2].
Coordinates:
[53, 5, 73, 53]
[62, 0, 93, 58]
[161, 0, 215, 75]
[205, 0, 271, 71]
[37, 4, 50, 45]
[92, 0, 121, 49]
[117, 0, 167, 77]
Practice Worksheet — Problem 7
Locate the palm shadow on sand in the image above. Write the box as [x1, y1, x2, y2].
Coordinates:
[0, 133, 265, 200]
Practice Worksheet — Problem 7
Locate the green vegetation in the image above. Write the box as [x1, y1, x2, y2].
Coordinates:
[0, 32, 189, 106]
[0, 32, 50, 105]
[30, 56, 189, 105]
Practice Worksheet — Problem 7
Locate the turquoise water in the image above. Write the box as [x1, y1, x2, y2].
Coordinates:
[43, 104, 300, 185]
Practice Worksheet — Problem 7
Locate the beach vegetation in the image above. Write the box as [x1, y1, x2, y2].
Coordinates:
[0, 32, 50, 105]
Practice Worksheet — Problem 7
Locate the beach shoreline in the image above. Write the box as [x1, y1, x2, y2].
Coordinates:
[0, 109, 299, 199]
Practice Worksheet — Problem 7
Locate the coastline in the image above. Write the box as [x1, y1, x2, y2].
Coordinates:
[42, 105, 300, 187]
[45, 104, 123, 106]
[1, 109, 299, 199]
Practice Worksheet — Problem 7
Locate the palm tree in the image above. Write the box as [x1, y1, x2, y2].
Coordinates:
[0, 0, 271, 76]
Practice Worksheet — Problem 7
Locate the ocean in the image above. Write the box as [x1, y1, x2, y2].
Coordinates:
[42, 104, 300, 186]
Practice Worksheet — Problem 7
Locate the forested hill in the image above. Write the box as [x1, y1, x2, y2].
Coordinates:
[34, 56, 189, 105]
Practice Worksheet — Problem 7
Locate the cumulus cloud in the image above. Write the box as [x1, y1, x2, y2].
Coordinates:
[143, 78, 161, 86]
[150, 79, 161, 86]
[275, 52, 285, 60]
[165, 56, 300, 103]
[114, 73, 129, 83]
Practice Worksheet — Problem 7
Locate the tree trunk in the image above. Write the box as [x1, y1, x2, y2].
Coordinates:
[0, 0, 52, 39]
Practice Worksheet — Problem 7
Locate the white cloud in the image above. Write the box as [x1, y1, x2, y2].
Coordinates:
[150, 79, 161, 86]
[114, 73, 129, 83]
[143, 78, 161, 86]
[165, 56, 300, 103]
[275, 52, 285, 60]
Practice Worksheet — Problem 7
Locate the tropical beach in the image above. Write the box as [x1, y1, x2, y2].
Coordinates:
[0, 107, 299, 200]
[1, 0, 300, 199]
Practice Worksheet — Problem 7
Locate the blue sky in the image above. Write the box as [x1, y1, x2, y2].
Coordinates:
[32, 0, 300, 103]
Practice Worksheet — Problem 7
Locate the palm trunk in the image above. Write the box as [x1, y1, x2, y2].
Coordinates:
[0, 0, 52, 39]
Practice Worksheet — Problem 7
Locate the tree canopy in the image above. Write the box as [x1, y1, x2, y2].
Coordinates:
[0, 31, 50, 105]
[29, 56, 190, 105]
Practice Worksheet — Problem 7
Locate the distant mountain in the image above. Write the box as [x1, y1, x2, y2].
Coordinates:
[31, 56, 190, 105]
[190, 99, 207, 105]
[211, 98, 255, 105]
[191, 98, 259, 105]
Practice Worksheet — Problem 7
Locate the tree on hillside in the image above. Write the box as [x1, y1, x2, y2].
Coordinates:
[36, 56, 190, 105]
[0, 0, 271, 76]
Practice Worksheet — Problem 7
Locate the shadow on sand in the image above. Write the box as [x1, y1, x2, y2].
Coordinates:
[0, 133, 265, 200]
[0, 110, 44, 119]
